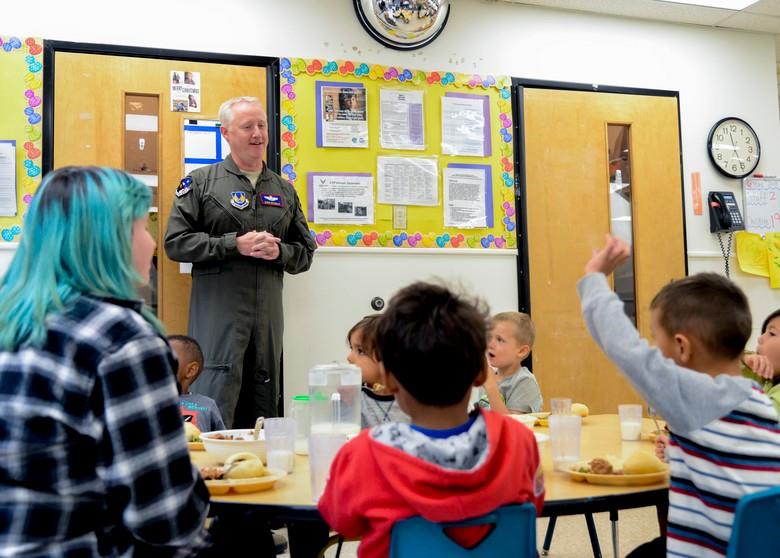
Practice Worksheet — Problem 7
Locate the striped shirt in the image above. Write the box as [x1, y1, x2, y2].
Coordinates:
[666, 389, 780, 557]
[578, 273, 780, 557]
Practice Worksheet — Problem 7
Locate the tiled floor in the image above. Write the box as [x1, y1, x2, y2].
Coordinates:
[280, 506, 661, 557]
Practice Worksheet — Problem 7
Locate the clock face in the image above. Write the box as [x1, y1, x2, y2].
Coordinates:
[707, 117, 760, 178]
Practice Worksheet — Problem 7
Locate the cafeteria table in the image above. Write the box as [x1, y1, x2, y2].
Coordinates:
[190, 414, 668, 557]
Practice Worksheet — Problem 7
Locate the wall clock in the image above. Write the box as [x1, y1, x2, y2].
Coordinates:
[707, 117, 760, 178]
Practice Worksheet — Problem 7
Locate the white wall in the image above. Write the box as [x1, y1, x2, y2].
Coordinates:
[3, 0, 780, 405]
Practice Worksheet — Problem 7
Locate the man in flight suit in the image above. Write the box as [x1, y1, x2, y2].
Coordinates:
[165, 96, 316, 428]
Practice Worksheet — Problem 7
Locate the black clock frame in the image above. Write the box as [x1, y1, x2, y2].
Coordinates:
[706, 116, 760, 179]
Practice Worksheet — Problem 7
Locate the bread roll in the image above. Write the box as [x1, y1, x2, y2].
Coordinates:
[623, 451, 665, 474]
[224, 452, 265, 479]
[572, 403, 589, 418]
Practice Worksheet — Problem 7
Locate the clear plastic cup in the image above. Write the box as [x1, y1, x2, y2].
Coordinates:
[551, 398, 572, 415]
[549, 414, 582, 471]
[618, 404, 643, 441]
[309, 432, 347, 502]
[290, 395, 310, 455]
[264, 417, 296, 473]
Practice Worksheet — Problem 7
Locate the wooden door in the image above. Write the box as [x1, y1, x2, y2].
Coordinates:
[522, 88, 685, 414]
[53, 52, 265, 334]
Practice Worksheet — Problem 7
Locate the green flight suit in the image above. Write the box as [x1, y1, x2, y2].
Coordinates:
[164, 155, 316, 428]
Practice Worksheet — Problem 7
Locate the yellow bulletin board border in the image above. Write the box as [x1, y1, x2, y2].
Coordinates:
[279, 57, 517, 249]
[0, 36, 43, 243]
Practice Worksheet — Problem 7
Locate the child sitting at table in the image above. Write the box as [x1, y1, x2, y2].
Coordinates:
[741, 309, 780, 417]
[319, 282, 544, 558]
[170, 334, 225, 432]
[580, 235, 780, 558]
[347, 315, 410, 428]
[477, 311, 543, 413]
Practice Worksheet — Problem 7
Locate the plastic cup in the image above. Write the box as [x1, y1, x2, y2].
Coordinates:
[551, 398, 572, 415]
[549, 414, 581, 471]
[290, 395, 310, 455]
[618, 404, 643, 441]
[309, 432, 347, 502]
[264, 417, 296, 473]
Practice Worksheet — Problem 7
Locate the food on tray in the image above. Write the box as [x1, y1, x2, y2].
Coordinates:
[204, 432, 250, 441]
[573, 456, 623, 475]
[623, 450, 665, 475]
[588, 457, 614, 475]
[199, 452, 266, 480]
[571, 403, 589, 418]
[184, 422, 201, 443]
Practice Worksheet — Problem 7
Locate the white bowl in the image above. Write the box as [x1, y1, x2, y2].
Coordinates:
[200, 429, 266, 464]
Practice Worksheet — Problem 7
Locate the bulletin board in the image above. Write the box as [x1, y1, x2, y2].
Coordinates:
[279, 57, 516, 249]
[0, 36, 43, 243]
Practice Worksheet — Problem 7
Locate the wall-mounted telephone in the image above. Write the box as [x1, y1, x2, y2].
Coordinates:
[708, 191, 744, 233]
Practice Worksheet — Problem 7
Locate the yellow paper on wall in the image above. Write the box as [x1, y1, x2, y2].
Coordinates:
[767, 233, 780, 289]
[736, 231, 769, 277]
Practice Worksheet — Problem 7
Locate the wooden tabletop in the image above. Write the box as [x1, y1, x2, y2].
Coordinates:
[190, 414, 668, 518]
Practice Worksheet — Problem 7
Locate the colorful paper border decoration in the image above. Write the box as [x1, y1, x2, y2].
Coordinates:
[0, 36, 43, 242]
[279, 57, 517, 249]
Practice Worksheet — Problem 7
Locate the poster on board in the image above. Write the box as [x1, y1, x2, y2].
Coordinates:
[309, 172, 374, 224]
[316, 81, 368, 148]
[171, 71, 201, 113]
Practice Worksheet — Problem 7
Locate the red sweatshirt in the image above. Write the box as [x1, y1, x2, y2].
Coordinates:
[318, 409, 544, 557]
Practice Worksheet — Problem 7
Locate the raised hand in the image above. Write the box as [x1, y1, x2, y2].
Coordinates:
[584, 234, 631, 276]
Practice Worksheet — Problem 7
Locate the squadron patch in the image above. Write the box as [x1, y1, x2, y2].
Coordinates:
[175, 177, 193, 198]
[230, 191, 250, 210]
[259, 193, 283, 207]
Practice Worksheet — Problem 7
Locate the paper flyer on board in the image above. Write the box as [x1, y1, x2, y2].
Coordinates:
[171, 71, 201, 113]
[443, 165, 489, 228]
[380, 89, 425, 150]
[441, 94, 490, 157]
[309, 173, 374, 224]
[377, 156, 438, 206]
[316, 82, 368, 148]
[0, 141, 17, 217]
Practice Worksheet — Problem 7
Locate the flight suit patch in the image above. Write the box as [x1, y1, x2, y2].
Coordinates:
[230, 191, 250, 210]
[259, 193, 283, 207]
[176, 177, 192, 197]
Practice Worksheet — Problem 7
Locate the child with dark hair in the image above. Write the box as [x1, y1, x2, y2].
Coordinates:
[170, 334, 225, 432]
[741, 309, 780, 416]
[580, 235, 780, 558]
[346, 315, 409, 428]
[319, 282, 544, 558]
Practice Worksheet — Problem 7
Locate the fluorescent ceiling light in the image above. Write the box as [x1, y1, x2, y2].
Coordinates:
[658, 0, 758, 9]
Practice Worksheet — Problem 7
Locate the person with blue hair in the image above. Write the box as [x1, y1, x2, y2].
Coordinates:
[0, 166, 210, 556]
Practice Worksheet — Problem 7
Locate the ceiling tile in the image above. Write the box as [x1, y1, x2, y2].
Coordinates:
[745, 0, 780, 18]
[717, 11, 780, 31]
[501, 0, 735, 25]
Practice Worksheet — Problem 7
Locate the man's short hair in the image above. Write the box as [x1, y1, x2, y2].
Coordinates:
[650, 272, 751, 360]
[375, 282, 489, 406]
[168, 335, 204, 369]
[219, 96, 264, 127]
[491, 312, 535, 347]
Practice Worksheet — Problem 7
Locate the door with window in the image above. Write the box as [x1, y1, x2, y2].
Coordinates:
[52, 50, 266, 334]
[521, 87, 686, 414]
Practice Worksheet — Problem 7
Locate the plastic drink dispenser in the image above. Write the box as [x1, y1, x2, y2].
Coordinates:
[309, 363, 361, 438]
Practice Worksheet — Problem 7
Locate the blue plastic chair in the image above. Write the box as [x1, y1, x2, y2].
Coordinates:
[726, 486, 780, 557]
[389, 503, 537, 557]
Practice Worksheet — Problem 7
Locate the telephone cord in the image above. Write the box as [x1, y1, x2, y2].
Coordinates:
[716, 231, 733, 278]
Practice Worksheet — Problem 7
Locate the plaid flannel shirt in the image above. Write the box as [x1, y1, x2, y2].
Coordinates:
[0, 295, 210, 557]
